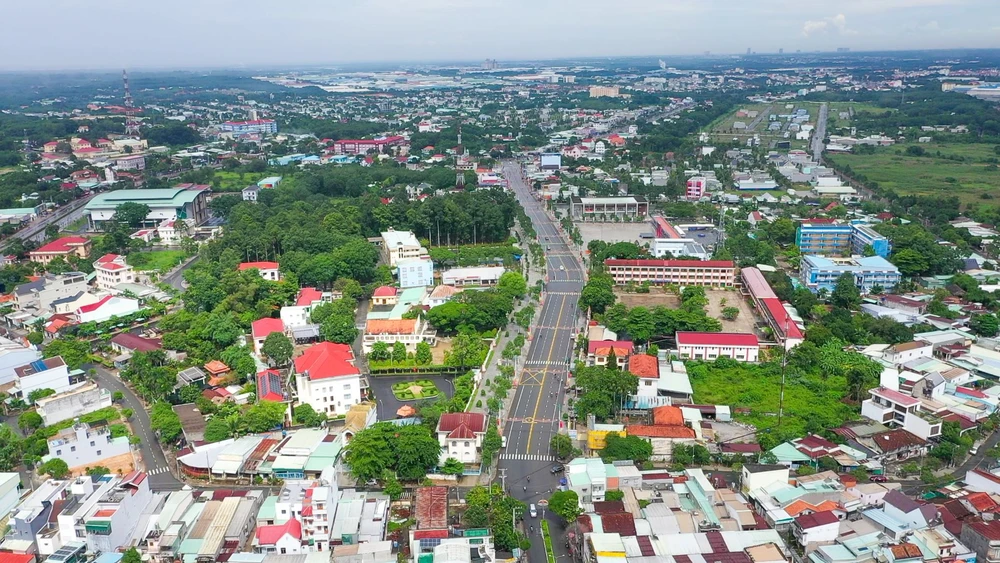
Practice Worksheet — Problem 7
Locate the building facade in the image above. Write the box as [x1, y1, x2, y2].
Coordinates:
[331, 136, 406, 155]
[85, 186, 209, 230]
[570, 196, 648, 220]
[604, 259, 735, 287]
[441, 266, 505, 287]
[799, 255, 901, 294]
[796, 223, 892, 258]
[436, 413, 487, 465]
[29, 237, 92, 265]
[397, 257, 434, 288]
[219, 119, 278, 134]
[381, 228, 427, 268]
[676, 332, 760, 362]
[93, 253, 135, 291]
[43, 422, 132, 469]
[293, 342, 365, 417]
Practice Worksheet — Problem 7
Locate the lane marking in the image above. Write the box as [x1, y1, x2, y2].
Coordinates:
[525, 293, 566, 452]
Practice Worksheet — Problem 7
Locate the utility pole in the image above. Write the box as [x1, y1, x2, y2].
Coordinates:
[777, 318, 789, 427]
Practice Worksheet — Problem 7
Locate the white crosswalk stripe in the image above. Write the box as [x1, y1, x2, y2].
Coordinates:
[498, 454, 558, 462]
[523, 360, 569, 367]
[147, 467, 170, 475]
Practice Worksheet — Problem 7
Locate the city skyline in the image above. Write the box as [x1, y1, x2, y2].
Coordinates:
[3, 0, 998, 71]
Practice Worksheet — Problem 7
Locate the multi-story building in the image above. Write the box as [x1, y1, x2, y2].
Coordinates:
[0, 336, 42, 387]
[42, 421, 132, 469]
[741, 267, 804, 350]
[363, 318, 436, 353]
[861, 386, 942, 440]
[281, 287, 336, 328]
[293, 342, 365, 417]
[85, 186, 210, 230]
[251, 318, 285, 357]
[114, 155, 146, 171]
[962, 520, 1000, 563]
[331, 136, 406, 155]
[441, 266, 505, 287]
[381, 228, 427, 268]
[676, 332, 760, 362]
[28, 237, 91, 265]
[589, 86, 621, 98]
[397, 256, 434, 288]
[9, 356, 85, 403]
[586, 340, 632, 368]
[241, 185, 260, 202]
[8, 478, 73, 547]
[80, 472, 152, 554]
[13, 272, 89, 315]
[436, 412, 487, 466]
[604, 259, 735, 287]
[254, 479, 338, 553]
[238, 261, 281, 281]
[219, 119, 277, 134]
[34, 383, 113, 426]
[570, 196, 648, 220]
[567, 457, 608, 503]
[795, 223, 892, 258]
[93, 253, 135, 291]
[686, 177, 708, 199]
[799, 255, 901, 294]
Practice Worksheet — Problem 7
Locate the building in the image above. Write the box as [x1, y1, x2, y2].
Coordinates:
[586, 340, 632, 368]
[219, 119, 278, 134]
[441, 266, 505, 287]
[42, 421, 132, 469]
[114, 154, 146, 171]
[12, 272, 89, 317]
[793, 510, 841, 547]
[85, 186, 210, 230]
[0, 472, 21, 526]
[961, 520, 1000, 563]
[257, 176, 282, 189]
[397, 257, 434, 289]
[589, 86, 622, 98]
[256, 479, 338, 553]
[28, 237, 91, 265]
[650, 238, 712, 261]
[254, 518, 305, 554]
[293, 342, 365, 417]
[34, 383, 113, 426]
[436, 412, 487, 466]
[363, 318, 436, 353]
[604, 259, 735, 287]
[238, 261, 281, 281]
[795, 223, 892, 258]
[242, 185, 261, 202]
[741, 267, 804, 349]
[0, 336, 42, 387]
[93, 254, 134, 291]
[570, 196, 648, 220]
[79, 472, 152, 554]
[9, 357, 85, 403]
[686, 177, 707, 199]
[75, 295, 142, 324]
[861, 386, 942, 440]
[676, 332, 760, 362]
[281, 288, 335, 329]
[331, 136, 406, 155]
[799, 255, 901, 294]
[380, 228, 427, 268]
[251, 318, 285, 357]
[567, 457, 608, 503]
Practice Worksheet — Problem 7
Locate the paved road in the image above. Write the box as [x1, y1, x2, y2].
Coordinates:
[161, 255, 200, 292]
[499, 160, 584, 562]
[90, 365, 183, 491]
[812, 102, 829, 161]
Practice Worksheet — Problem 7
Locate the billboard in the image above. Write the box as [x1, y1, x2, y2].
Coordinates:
[540, 153, 561, 170]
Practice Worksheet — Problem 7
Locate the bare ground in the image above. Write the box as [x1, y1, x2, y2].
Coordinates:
[67, 451, 137, 477]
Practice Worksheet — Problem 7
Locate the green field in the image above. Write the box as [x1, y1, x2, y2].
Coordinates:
[826, 143, 1000, 204]
[822, 101, 895, 125]
[212, 171, 268, 192]
[127, 250, 187, 272]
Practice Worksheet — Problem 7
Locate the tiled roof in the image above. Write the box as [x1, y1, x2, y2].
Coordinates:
[871, 429, 926, 453]
[204, 360, 230, 375]
[587, 340, 633, 355]
[238, 261, 279, 271]
[605, 259, 734, 269]
[32, 236, 90, 254]
[77, 295, 113, 314]
[110, 332, 162, 352]
[295, 287, 323, 306]
[294, 342, 359, 380]
[365, 318, 418, 335]
[600, 512, 636, 536]
[255, 517, 302, 544]
[257, 369, 284, 402]
[626, 424, 695, 439]
[968, 519, 1000, 541]
[252, 317, 285, 338]
[372, 285, 398, 297]
[438, 412, 486, 439]
[651, 405, 685, 426]
[795, 510, 839, 529]
[627, 354, 659, 378]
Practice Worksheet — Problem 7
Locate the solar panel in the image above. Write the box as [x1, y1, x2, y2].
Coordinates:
[30, 359, 48, 373]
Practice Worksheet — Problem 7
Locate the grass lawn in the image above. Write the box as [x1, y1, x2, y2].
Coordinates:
[390, 379, 441, 401]
[827, 144, 1000, 204]
[62, 216, 89, 233]
[127, 250, 187, 272]
[213, 171, 268, 192]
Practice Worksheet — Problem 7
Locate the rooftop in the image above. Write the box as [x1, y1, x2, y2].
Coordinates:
[294, 342, 359, 380]
[85, 187, 208, 211]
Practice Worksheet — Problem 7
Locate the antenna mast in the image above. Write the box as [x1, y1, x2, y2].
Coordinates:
[123, 69, 141, 137]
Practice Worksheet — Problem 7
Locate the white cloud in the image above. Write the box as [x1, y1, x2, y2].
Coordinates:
[802, 13, 857, 36]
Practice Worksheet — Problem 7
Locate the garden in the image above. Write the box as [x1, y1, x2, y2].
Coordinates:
[390, 379, 441, 401]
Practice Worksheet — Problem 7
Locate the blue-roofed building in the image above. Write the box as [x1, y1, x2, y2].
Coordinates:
[800, 255, 901, 294]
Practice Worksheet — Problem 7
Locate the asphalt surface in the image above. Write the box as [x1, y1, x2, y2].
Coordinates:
[90, 365, 183, 491]
[812, 102, 828, 161]
[499, 160, 584, 562]
[161, 255, 200, 291]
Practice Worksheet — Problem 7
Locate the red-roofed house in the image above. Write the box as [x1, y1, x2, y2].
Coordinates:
[257, 369, 285, 402]
[587, 340, 633, 368]
[93, 253, 134, 291]
[280, 287, 338, 328]
[251, 318, 285, 356]
[676, 332, 759, 362]
[254, 518, 304, 554]
[627, 354, 659, 379]
[29, 236, 91, 265]
[793, 510, 840, 546]
[626, 405, 696, 460]
[371, 285, 398, 306]
[294, 342, 364, 417]
[436, 412, 487, 465]
[76, 295, 141, 324]
[238, 261, 281, 281]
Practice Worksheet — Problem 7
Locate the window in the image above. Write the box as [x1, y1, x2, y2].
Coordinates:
[280, 548, 286, 554]
[90, 441, 95, 447]
[465, 441, 470, 447]
[71, 446, 76, 452]
[56, 450, 62, 455]
[97, 450, 101, 455]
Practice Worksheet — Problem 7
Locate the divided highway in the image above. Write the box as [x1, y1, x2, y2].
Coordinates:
[500, 160, 585, 561]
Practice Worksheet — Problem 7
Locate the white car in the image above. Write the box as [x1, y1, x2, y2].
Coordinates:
[559, 265, 565, 271]
[529, 504, 538, 518]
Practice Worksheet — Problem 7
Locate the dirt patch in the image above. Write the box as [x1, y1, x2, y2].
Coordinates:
[704, 289, 758, 333]
[577, 222, 651, 249]
[67, 451, 137, 477]
[614, 290, 681, 309]
[432, 338, 453, 364]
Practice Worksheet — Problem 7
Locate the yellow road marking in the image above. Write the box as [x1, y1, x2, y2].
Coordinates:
[525, 293, 566, 451]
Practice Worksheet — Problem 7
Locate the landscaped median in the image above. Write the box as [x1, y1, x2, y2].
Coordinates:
[541, 520, 556, 563]
[389, 379, 440, 400]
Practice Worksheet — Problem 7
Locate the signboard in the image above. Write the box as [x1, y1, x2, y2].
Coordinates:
[540, 153, 561, 170]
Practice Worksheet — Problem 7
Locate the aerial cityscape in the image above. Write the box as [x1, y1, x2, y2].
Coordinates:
[2, 3, 1000, 563]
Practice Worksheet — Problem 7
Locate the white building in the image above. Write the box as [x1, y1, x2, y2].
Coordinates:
[93, 254, 135, 292]
[740, 463, 790, 494]
[0, 336, 42, 387]
[281, 287, 336, 329]
[436, 412, 487, 465]
[650, 238, 711, 261]
[238, 261, 281, 281]
[861, 386, 942, 441]
[157, 219, 181, 244]
[397, 257, 434, 288]
[441, 266, 505, 287]
[10, 356, 85, 403]
[793, 511, 841, 547]
[0, 472, 20, 527]
[381, 228, 427, 268]
[34, 383, 113, 426]
[76, 295, 142, 324]
[566, 457, 607, 503]
[363, 317, 436, 353]
[43, 421, 132, 469]
[81, 471, 153, 555]
[254, 518, 306, 554]
[676, 332, 760, 362]
[293, 342, 365, 417]
[883, 341, 934, 365]
[269, 479, 338, 552]
[242, 185, 261, 202]
[251, 318, 285, 357]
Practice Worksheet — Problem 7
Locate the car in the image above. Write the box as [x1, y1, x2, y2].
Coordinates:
[550, 465, 565, 474]
[971, 447, 979, 455]
[559, 265, 565, 271]
[529, 504, 538, 518]
[869, 475, 888, 483]
[501, 436, 507, 449]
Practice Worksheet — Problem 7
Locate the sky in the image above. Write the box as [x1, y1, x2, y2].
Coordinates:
[4, 0, 1000, 70]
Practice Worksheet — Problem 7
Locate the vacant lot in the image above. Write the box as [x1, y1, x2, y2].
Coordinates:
[704, 289, 757, 334]
[827, 144, 1000, 204]
[128, 250, 187, 272]
[577, 222, 650, 249]
[705, 102, 811, 150]
[822, 101, 895, 127]
[614, 289, 680, 309]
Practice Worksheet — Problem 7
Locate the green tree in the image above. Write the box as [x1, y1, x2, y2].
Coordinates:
[573, 365, 638, 421]
[26, 388, 55, 404]
[294, 403, 326, 427]
[86, 466, 111, 477]
[113, 202, 152, 228]
[548, 490, 582, 522]
[204, 416, 233, 442]
[111, 390, 124, 403]
[891, 248, 931, 277]
[261, 332, 294, 366]
[320, 314, 359, 344]
[150, 402, 183, 443]
[392, 341, 407, 364]
[625, 306, 655, 343]
[42, 337, 91, 370]
[415, 341, 433, 365]
[369, 341, 391, 362]
[121, 547, 142, 563]
[722, 306, 740, 320]
[605, 490, 625, 501]
[383, 474, 404, 500]
[17, 411, 43, 432]
[441, 457, 465, 476]
[971, 313, 1000, 337]
[497, 271, 527, 300]
[830, 273, 861, 310]
[39, 458, 69, 479]
[579, 274, 617, 314]
[0, 425, 22, 471]
[600, 433, 653, 463]
[482, 424, 502, 467]
[550, 434, 575, 459]
[244, 400, 288, 432]
[464, 504, 490, 528]
[178, 384, 202, 404]
[394, 424, 442, 481]
[344, 424, 396, 482]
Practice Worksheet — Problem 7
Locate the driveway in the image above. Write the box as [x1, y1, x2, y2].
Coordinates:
[367, 374, 456, 421]
[89, 365, 183, 491]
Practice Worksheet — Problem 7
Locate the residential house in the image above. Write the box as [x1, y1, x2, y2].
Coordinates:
[293, 342, 365, 417]
[424, 285, 459, 308]
[436, 412, 487, 466]
[441, 266, 505, 287]
[380, 228, 427, 268]
[397, 257, 434, 288]
[567, 457, 608, 503]
[252, 318, 286, 357]
[586, 340, 632, 368]
[238, 261, 281, 281]
[93, 254, 135, 292]
[280, 287, 336, 329]
[242, 185, 261, 202]
[9, 357, 84, 403]
[28, 237, 91, 265]
[624, 405, 696, 461]
[362, 318, 435, 353]
[883, 341, 934, 365]
[370, 286, 398, 306]
[861, 387, 942, 440]
[42, 421, 131, 470]
[676, 331, 760, 362]
[34, 383, 113, 426]
[0, 336, 42, 387]
[961, 519, 1000, 563]
[80, 472, 153, 554]
[75, 295, 141, 324]
[793, 510, 840, 547]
